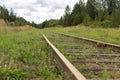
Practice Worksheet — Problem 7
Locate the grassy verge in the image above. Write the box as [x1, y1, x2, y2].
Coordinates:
[41, 26, 120, 79]
[0, 27, 62, 80]
[41, 25, 120, 45]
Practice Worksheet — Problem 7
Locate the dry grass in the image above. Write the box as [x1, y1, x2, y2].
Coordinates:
[0, 19, 5, 26]
[17, 25, 32, 30]
[0, 19, 32, 30]
[41, 25, 120, 45]
[0, 25, 32, 31]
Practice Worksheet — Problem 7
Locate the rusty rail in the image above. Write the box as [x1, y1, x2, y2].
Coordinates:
[84, 68, 120, 71]
[66, 53, 120, 57]
[41, 33, 86, 80]
[72, 60, 120, 63]
[60, 34, 120, 50]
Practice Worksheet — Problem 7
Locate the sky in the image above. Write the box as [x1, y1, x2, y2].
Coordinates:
[0, 0, 87, 23]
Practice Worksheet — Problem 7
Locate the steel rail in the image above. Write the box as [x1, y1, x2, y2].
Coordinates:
[65, 53, 120, 57]
[41, 33, 86, 80]
[72, 60, 120, 63]
[60, 34, 120, 49]
[83, 68, 120, 71]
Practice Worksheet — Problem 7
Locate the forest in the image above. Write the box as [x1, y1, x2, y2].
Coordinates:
[0, 0, 120, 28]
[0, 6, 32, 26]
[41, 0, 120, 28]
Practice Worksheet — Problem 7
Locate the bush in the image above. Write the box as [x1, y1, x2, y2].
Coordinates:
[100, 20, 113, 28]
[83, 20, 113, 28]
[0, 67, 23, 80]
[83, 14, 91, 26]
[111, 10, 120, 27]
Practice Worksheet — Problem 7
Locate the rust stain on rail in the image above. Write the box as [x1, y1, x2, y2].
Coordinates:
[41, 33, 86, 80]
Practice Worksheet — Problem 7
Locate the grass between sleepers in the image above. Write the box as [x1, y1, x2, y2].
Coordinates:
[41, 25, 120, 45]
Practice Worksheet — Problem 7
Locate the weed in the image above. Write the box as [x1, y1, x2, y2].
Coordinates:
[0, 28, 63, 79]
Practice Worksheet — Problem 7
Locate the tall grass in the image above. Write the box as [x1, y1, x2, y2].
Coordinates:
[41, 25, 120, 79]
[41, 25, 120, 45]
[0, 27, 62, 79]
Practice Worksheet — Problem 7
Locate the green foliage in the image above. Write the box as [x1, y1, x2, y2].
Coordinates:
[41, 20, 47, 28]
[106, 0, 120, 15]
[101, 66, 110, 80]
[30, 21, 37, 27]
[41, 27, 120, 79]
[0, 29, 63, 79]
[84, 20, 113, 28]
[71, 13, 83, 25]
[59, 17, 63, 25]
[71, 1, 85, 25]
[8, 8, 16, 22]
[41, 26, 120, 45]
[41, 19, 59, 28]
[0, 5, 9, 21]
[0, 67, 23, 80]
[60, 5, 71, 26]
[99, 20, 113, 27]
[83, 14, 91, 26]
[59, 0, 86, 26]
[0, 5, 31, 26]
[62, 5, 71, 26]
[47, 19, 59, 27]
[111, 9, 120, 27]
[86, 0, 98, 20]
[58, 0, 120, 28]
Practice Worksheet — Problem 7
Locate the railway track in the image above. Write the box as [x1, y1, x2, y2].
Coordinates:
[41, 33, 86, 80]
[61, 33, 120, 50]
[41, 33, 120, 80]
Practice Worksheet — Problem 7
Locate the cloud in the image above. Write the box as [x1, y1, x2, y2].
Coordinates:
[0, 0, 81, 23]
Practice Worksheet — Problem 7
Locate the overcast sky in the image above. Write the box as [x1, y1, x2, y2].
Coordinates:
[0, 0, 87, 23]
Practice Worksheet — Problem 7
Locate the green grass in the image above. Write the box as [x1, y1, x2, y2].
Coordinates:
[0, 27, 62, 80]
[0, 25, 119, 79]
[41, 25, 120, 45]
[41, 26, 120, 79]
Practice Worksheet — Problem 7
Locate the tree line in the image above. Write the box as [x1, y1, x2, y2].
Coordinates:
[0, 5, 30, 26]
[40, 0, 120, 28]
[59, 0, 120, 28]
[1, 0, 120, 28]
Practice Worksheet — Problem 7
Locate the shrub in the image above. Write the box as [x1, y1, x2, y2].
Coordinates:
[100, 20, 113, 28]
[111, 10, 120, 27]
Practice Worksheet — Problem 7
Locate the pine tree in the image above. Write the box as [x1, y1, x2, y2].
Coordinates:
[0, 6, 9, 21]
[9, 8, 16, 22]
[70, 0, 85, 25]
[86, 0, 98, 20]
[101, 0, 120, 15]
[63, 5, 71, 26]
